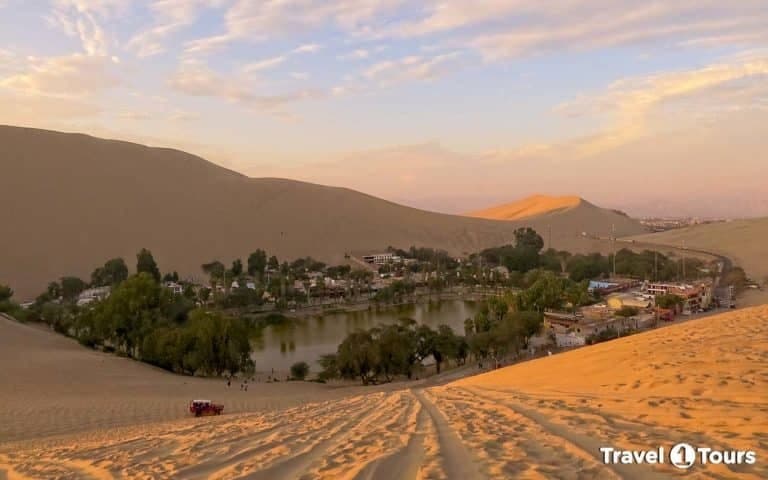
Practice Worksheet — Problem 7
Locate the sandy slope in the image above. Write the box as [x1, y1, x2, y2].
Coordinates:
[0, 315, 367, 445]
[1, 125, 643, 300]
[2, 307, 766, 479]
[466, 194, 583, 220]
[629, 218, 768, 283]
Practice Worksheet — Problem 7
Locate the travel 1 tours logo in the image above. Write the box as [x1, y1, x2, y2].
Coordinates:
[600, 443, 757, 470]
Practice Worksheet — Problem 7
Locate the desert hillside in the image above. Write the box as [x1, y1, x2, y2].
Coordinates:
[2, 306, 765, 478]
[629, 218, 768, 282]
[467, 194, 583, 220]
[2, 126, 639, 299]
[467, 194, 644, 239]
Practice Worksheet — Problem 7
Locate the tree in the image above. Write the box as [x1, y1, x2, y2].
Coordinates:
[616, 306, 640, 318]
[656, 294, 683, 309]
[231, 259, 243, 277]
[268, 255, 280, 271]
[374, 323, 417, 381]
[318, 354, 339, 381]
[514, 227, 544, 252]
[247, 249, 267, 277]
[564, 280, 590, 312]
[516, 271, 567, 312]
[60, 276, 87, 301]
[202, 261, 225, 279]
[0, 284, 12, 302]
[136, 248, 161, 282]
[202, 261, 226, 296]
[724, 267, 748, 289]
[290, 361, 310, 380]
[91, 258, 129, 287]
[162, 271, 180, 283]
[337, 330, 379, 385]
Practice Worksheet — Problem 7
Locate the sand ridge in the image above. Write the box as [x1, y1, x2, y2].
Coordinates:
[2, 306, 766, 478]
[466, 194, 584, 221]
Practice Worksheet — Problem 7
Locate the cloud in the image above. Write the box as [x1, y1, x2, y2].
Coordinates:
[47, 0, 130, 56]
[127, 0, 226, 58]
[0, 91, 102, 124]
[338, 49, 369, 60]
[290, 72, 310, 80]
[462, 1, 768, 60]
[363, 51, 464, 85]
[183, 0, 404, 55]
[0, 54, 120, 97]
[168, 60, 327, 115]
[292, 43, 322, 54]
[167, 110, 200, 122]
[242, 56, 286, 73]
[554, 52, 768, 156]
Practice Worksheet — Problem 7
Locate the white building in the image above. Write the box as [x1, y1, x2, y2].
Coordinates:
[164, 281, 184, 295]
[362, 253, 401, 265]
[555, 332, 586, 348]
[77, 286, 111, 306]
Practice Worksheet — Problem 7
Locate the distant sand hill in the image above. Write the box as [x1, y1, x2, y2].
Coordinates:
[1, 125, 642, 299]
[630, 218, 768, 282]
[466, 194, 583, 220]
[2, 305, 765, 478]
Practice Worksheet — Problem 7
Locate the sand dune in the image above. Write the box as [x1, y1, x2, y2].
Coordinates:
[466, 194, 583, 220]
[465, 195, 643, 237]
[2, 306, 765, 479]
[629, 218, 768, 283]
[2, 126, 642, 300]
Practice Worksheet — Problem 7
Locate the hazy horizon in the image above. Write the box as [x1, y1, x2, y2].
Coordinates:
[1, 1, 767, 217]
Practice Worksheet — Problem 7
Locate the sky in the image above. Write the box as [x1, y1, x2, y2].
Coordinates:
[1, 0, 767, 217]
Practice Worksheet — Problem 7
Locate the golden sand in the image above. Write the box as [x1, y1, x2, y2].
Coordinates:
[466, 194, 583, 221]
[2, 306, 766, 479]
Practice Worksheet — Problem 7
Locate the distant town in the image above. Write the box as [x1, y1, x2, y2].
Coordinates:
[639, 216, 729, 232]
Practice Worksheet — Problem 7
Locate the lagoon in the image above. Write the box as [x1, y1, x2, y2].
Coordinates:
[250, 300, 481, 373]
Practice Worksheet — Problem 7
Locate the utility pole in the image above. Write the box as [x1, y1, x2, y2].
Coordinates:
[611, 223, 616, 278]
[682, 240, 687, 280]
[548, 225, 552, 251]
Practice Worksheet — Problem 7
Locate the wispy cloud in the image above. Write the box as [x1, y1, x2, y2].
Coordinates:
[363, 51, 464, 85]
[183, 0, 403, 55]
[46, 0, 129, 57]
[168, 59, 326, 116]
[127, 1, 226, 58]
[0, 54, 120, 97]
[337, 49, 369, 61]
[292, 43, 322, 54]
[242, 56, 286, 73]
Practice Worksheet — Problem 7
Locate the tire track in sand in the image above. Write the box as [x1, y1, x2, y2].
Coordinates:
[353, 393, 428, 480]
[459, 386, 675, 480]
[413, 389, 485, 480]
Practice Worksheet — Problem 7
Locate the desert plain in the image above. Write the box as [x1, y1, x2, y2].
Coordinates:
[1, 305, 766, 479]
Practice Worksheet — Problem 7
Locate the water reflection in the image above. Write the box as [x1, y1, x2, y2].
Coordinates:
[251, 300, 480, 372]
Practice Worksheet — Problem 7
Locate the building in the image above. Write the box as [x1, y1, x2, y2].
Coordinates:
[491, 266, 510, 280]
[646, 281, 713, 314]
[605, 293, 652, 311]
[555, 332, 586, 347]
[588, 278, 641, 295]
[362, 253, 401, 265]
[164, 281, 184, 295]
[76, 286, 111, 306]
